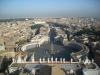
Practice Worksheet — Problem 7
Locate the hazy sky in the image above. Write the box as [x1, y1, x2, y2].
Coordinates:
[0, 0, 100, 18]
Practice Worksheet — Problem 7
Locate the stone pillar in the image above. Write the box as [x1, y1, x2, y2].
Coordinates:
[37, 44, 38, 47]
[60, 58, 62, 63]
[24, 59, 26, 63]
[39, 58, 41, 63]
[17, 55, 22, 63]
[31, 53, 34, 63]
[55, 58, 57, 63]
[47, 58, 49, 63]
[38, 43, 40, 47]
[71, 58, 73, 63]
[63, 58, 65, 63]
[48, 37, 50, 42]
[79, 58, 81, 63]
[24, 56, 27, 63]
[15, 59, 17, 63]
[51, 57, 53, 63]
[32, 58, 34, 63]
[12, 59, 15, 63]
[92, 59, 94, 63]
[43, 58, 45, 63]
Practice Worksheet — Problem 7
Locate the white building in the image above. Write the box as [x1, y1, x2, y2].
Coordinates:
[34, 21, 46, 24]
[0, 39, 5, 51]
[82, 57, 100, 75]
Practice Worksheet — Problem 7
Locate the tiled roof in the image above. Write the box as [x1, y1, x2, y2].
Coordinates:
[39, 65, 66, 75]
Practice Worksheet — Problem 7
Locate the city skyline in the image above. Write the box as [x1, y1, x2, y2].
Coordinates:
[0, 0, 100, 18]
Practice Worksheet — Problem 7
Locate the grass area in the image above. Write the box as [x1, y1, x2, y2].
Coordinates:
[30, 24, 43, 29]
[74, 27, 100, 42]
[18, 40, 26, 45]
[75, 27, 100, 36]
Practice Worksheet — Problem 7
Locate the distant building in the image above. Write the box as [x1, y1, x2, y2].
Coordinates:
[5, 41, 16, 50]
[33, 21, 46, 24]
[0, 39, 5, 51]
[54, 27, 68, 45]
[74, 36, 89, 44]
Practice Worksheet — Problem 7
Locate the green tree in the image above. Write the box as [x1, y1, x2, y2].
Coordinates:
[18, 40, 26, 45]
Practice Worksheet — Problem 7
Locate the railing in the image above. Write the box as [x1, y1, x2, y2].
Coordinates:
[70, 42, 89, 61]
[12, 60, 79, 64]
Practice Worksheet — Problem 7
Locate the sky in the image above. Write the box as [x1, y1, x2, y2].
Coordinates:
[0, 0, 100, 18]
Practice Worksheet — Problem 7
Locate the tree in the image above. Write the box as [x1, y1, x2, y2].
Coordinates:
[18, 40, 26, 45]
